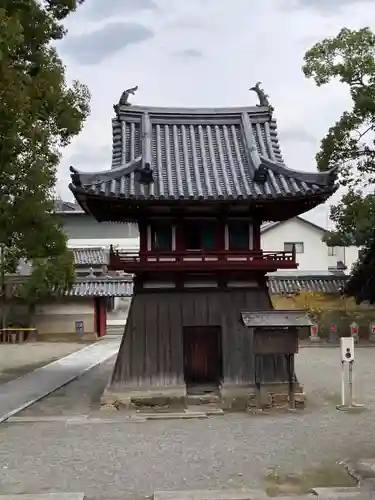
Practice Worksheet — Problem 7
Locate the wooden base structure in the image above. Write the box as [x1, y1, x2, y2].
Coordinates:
[102, 287, 305, 410]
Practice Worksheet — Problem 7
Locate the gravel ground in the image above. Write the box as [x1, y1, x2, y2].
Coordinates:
[0, 347, 375, 500]
[0, 342, 90, 384]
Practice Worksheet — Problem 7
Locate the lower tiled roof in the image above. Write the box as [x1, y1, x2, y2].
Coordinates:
[68, 275, 348, 297]
[72, 247, 108, 266]
[68, 279, 133, 297]
[269, 275, 348, 294]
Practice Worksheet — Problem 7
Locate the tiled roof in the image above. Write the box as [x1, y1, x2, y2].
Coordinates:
[69, 275, 347, 297]
[70, 105, 337, 202]
[68, 279, 133, 297]
[72, 247, 108, 266]
[6, 275, 346, 298]
[269, 275, 348, 294]
[54, 199, 83, 212]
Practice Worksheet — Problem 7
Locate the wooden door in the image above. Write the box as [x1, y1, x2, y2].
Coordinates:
[183, 326, 223, 386]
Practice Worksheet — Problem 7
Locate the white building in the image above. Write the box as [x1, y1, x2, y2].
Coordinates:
[261, 216, 359, 274]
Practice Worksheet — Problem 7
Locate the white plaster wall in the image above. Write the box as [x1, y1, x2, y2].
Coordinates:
[261, 219, 329, 272]
[67, 237, 140, 250]
[262, 219, 360, 273]
[328, 246, 360, 273]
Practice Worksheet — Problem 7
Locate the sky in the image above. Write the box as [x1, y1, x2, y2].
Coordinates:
[56, 0, 375, 228]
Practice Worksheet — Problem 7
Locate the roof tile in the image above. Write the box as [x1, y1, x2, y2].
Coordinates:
[72, 248, 108, 266]
[70, 106, 337, 202]
[69, 279, 132, 297]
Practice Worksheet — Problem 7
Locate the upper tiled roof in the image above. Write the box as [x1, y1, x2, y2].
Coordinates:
[70, 105, 337, 203]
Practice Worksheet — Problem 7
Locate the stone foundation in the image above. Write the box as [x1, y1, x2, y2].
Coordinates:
[101, 382, 306, 411]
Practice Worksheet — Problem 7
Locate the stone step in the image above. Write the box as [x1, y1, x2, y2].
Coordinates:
[186, 394, 221, 405]
[0, 494, 85, 500]
[140, 411, 208, 420]
[310, 486, 366, 497]
[153, 489, 269, 500]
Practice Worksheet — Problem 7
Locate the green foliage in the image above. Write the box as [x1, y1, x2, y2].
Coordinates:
[0, 0, 90, 302]
[303, 27, 375, 180]
[322, 190, 375, 246]
[18, 248, 75, 304]
[303, 28, 375, 247]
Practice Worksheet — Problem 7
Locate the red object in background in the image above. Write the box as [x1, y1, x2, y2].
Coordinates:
[311, 325, 318, 337]
[372, 326, 375, 334]
[331, 324, 337, 333]
[350, 321, 359, 337]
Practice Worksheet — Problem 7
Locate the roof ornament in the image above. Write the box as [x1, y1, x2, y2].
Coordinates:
[113, 86, 138, 120]
[253, 164, 269, 184]
[249, 82, 271, 107]
[69, 165, 82, 187]
[135, 162, 154, 185]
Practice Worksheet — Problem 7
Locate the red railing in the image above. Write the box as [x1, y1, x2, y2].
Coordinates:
[109, 247, 297, 271]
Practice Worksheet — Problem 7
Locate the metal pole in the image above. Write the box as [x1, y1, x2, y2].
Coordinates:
[341, 361, 346, 407]
[288, 354, 296, 410]
[0, 244, 5, 331]
[348, 361, 353, 408]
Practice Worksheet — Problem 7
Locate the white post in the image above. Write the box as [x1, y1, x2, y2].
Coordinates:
[348, 361, 353, 408]
[341, 361, 346, 407]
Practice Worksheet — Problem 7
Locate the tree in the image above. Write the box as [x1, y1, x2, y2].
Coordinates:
[303, 27, 375, 178]
[17, 251, 76, 326]
[0, 0, 90, 322]
[322, 191, 375, 247]
[303, 28, 375, 247]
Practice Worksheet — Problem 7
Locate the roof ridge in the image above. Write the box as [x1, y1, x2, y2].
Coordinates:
[116, 104, 271, 117]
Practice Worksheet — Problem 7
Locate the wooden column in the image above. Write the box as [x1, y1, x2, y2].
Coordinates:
[253, 220, 261, 251]
[175, 217, 184, 251]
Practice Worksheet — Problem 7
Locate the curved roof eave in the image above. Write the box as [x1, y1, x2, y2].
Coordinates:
[260, 156, 338, 187]
[69, 156, 143, 186]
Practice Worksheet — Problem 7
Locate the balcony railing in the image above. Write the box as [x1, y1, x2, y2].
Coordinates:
[109, 247, 297, 272]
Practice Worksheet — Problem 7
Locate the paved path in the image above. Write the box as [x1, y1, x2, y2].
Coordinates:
[0, 338, 120, 423]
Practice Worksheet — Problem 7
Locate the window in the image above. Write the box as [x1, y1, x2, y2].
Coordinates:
[184, 222, 216, 250]
[284, 242, 304, 254]
[151, 223, 172, 251]
[228, 221, 250, 250]
[328, 246, 337, 256]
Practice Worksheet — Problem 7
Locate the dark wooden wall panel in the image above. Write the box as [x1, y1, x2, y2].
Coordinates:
[110, 287, 295, 392]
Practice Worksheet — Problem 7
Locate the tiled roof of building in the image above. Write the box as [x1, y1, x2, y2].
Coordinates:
[65, 275, 347, 297]
[54, 199, 83, 212]
[269, 275, 348, 294]
[70, 105, 337, 203]
[68, 279, 132, 297]
[72, 247, 108, 266]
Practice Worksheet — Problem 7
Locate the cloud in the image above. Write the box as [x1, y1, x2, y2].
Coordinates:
[279, 128, 318, 146]
[82, 0, 158, 20]
[56, 0, 375, 227]
[60, 22, 154, 65]
[289, 0, 373, 12]
[174, 49, 203, 59]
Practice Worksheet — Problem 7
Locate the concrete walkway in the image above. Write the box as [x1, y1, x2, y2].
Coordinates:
[0, 338, 120, 423]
